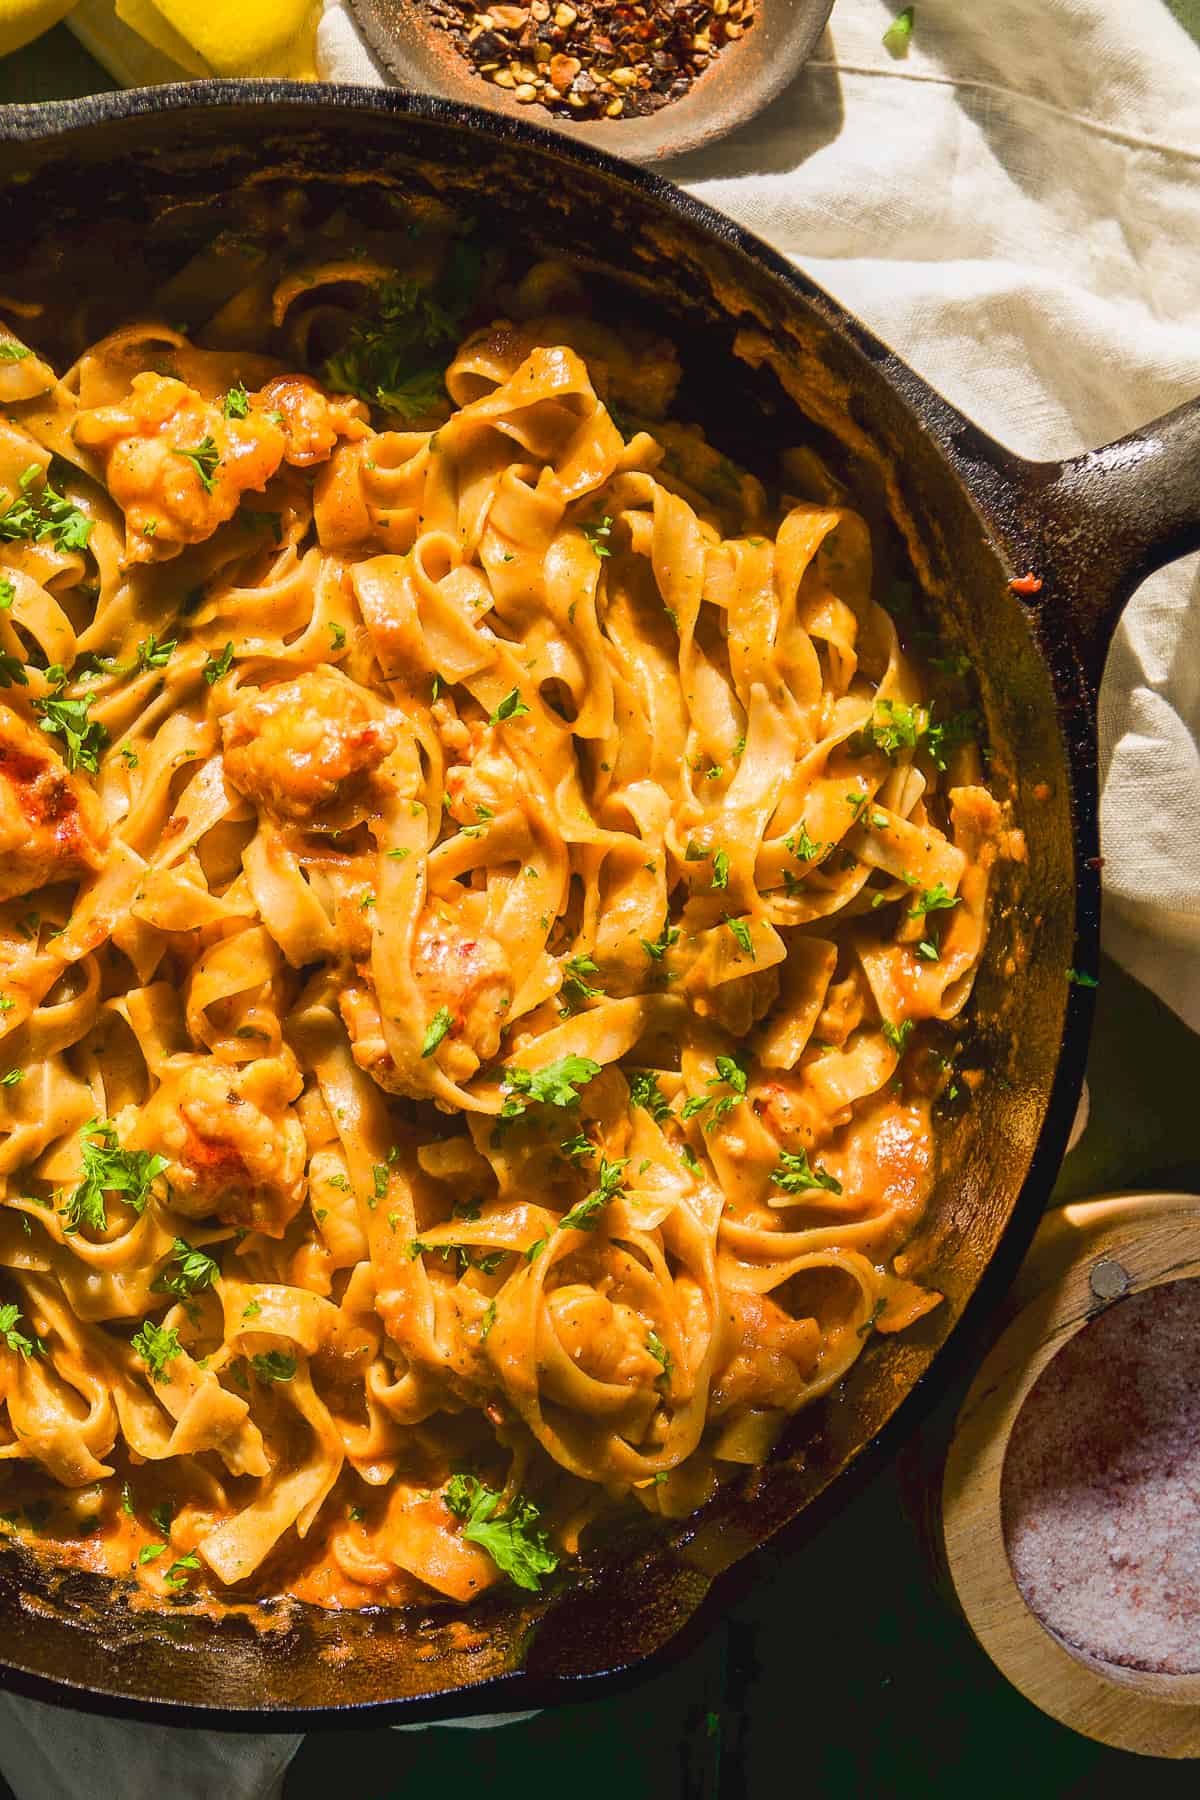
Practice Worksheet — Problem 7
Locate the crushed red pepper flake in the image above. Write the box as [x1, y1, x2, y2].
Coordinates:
[421, 0, 757, 120]
[1008, 571, 1044, 595]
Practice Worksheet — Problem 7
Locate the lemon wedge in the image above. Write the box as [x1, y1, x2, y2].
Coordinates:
[114, 0, 209, 73]
[0, 0, 76, 58]
[146, 0, 317, 76]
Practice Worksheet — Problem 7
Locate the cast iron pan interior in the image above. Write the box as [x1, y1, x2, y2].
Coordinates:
[0, 87, 1088, 1725]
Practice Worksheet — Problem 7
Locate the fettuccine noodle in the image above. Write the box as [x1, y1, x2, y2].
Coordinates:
[0, 234, 1006, 1611]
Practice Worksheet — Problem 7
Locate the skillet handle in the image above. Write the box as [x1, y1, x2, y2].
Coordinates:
[1014, 395, 1200, 692]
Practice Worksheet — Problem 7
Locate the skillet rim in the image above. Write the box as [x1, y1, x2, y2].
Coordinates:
[0, 80, 1098, 1726]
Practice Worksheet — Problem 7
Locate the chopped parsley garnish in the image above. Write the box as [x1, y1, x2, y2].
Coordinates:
[134, 634, 176, 672]
[138, 1542, 167, 1564]
[131, 1319, 182, 1382]
[560, 1132, 594, 1162]
[916, 940, 940, 961]
[442, 1472, 557, 1592]
[711, 848, 730, 890]
[922, 708, 979, 770]
[0, 1069, 21, 1087]
[646, 1329, 673, 1383]
[323, 247, 481, 416]
[1066, 967, 1099, 988]
[858, 698, 927, 759]
[164, 1551, 202, 1589]
[683, 1055, 748, 1133]
[582, 515, 612, 558]
[0, 465, 92, 554]
[772, 1146, 842, 1196]
[724, 915, 755, 958]
[503, 1054, 601, 1112]
[0, 653, 26, 689]
[641, 918, 680, 961]
[906, 882, 959, 919]
[786, 822, 824, 862]
[628, 1069, 672, 1123]
[0, 1303, 39, 1358]
[221, 382, 250, 419]
[203, 642, 234, 685]
[0, 342, 30, 362]
[171, 436, 221, 494]
[479, 1298, 497, 1343]
[329, 622, 347, 650]
[421, 1005, 454, 1056]
[0, 579, 12, 609]
[882, 6, 914, 55]
[386, 846, 411, 861]
[250, 1350, 296, 1383]
[489, 688, 530, 726]
[153, 1238, 218, 1301]
[64, 1119, 168, 1234]
[34, 692, 108, 772]
[882, 1018, 915, 1055]
[560, 1155, 627, 1231]
[559, 953, 603, 1012]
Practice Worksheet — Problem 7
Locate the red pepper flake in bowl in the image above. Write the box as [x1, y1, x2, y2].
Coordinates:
[420, 0, 757, 120]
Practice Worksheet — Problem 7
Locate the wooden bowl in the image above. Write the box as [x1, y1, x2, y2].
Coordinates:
[346, 0, 835, 162]
[943, 1193, 1200, 1757]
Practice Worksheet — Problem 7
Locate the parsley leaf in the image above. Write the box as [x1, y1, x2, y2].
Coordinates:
[906, 883, 959, 919]
[504, 1054, 601, 1111]
[153, 1237, 218, 1301]
[724, 915, 755, 958]
[0, 653, 26, 689]
[922, 707, 979, 770]
[64, 1119, 168, 1234]
[251, 1350, 296, 1383]
[1066, 967, 1099, 988]
[221, 382, 250, 419]
[489, 688, 530, 726]
[882, 7, 914, 56]
[34, 692, 108, 772]
[711, 847, 730, 890]
[421, 1005, 454, 1057]
[171, 436, 221, 494]
[0, 342, 29, 363]
[0, 1303, 39, 1358]
[560, 1155, 627, 1231]
[628, 1069, 672, 1123]
[560, 953, 603, 1012]
[641, 919, 680, 961]
[882, 1018, 914, 1055]
[645, 1329, 673, 1383]
[131, 1319, 182, 1383]
[785, 821, 825, 862]
[582, 515, 612, 558]
[772, 1146, 842, 1195]
[442, 1472, 557, 1592]
[857, 698, 925, 759]
[164, 1551, 202, 1589]
[323, 248, 482, 415]
[0, 465, 92, 554]
[203, 642, 234, 685]
[134, 634, 176, 672]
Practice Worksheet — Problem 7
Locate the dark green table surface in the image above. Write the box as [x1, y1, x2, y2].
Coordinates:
[1, 24, 1199, 1796]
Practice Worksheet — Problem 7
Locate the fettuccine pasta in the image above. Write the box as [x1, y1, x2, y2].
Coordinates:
[0, 227, 1007, 1611]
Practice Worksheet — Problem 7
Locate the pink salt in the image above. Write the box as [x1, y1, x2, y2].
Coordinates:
[1000, 1277, 1200, 1676]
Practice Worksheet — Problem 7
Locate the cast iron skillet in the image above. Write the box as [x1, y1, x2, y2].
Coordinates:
[0, 85, 1195, 1729]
